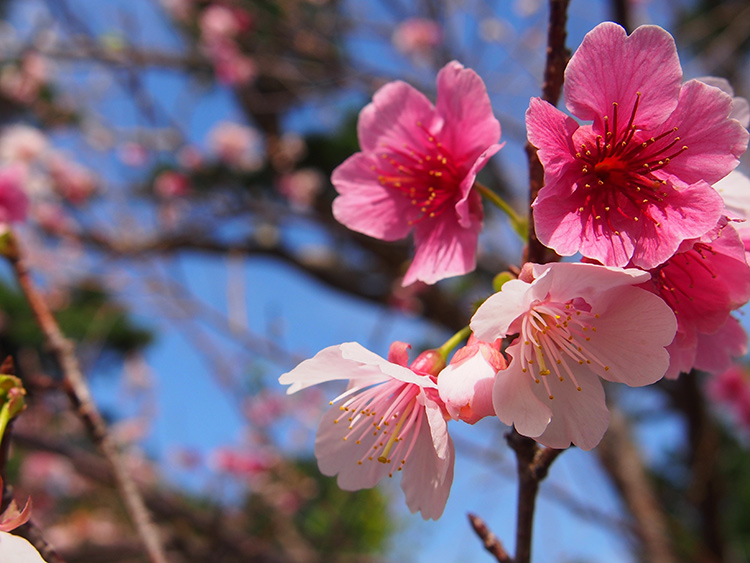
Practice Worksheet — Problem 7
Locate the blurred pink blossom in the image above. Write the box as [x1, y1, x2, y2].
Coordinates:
[209, 121, 264, 170]
[0, 165, 29, 223]
[708, 365, 750, 429]
[205, 39, 257, 86]
[154, 170, 191, 198]
[177, 145, 203, 170]
[118, 142, 149, 167]
[392, 18, 442, 58]
[0, 125, 48, 164]
[46, 153, 97, 204]
[211, 447, 274, 477]
[277, 168, 324, 210]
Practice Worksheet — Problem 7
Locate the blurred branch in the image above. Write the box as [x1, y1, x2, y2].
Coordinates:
[468, 513, 513, 563]
[670, 372, 725, 562]
[53, 226, 470, 331]
[597, 407, 677, 563]
[5, 232, 168, 563]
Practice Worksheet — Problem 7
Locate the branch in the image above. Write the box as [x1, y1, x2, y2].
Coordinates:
[4, 233, 168, 563]
[525, 0, 570, 265]
[596, 407, 677, 563]
[468, 513, 513, 563]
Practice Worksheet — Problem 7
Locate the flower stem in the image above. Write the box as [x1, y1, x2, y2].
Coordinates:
[473, 181, 528, 239]
[438, 326, 472, 360]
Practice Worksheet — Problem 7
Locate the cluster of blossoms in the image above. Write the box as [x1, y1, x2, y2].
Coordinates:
[161, 0, 256, 86]
[280, 22, 750, 519]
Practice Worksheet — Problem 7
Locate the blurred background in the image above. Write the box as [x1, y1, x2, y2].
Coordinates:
[0, 0, 749, 561]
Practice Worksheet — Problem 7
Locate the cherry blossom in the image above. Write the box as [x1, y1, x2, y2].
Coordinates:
[527, 22, 748, 269]
[639, 221, 750, 378]
[438, 335, 506, 424]
[471, 262, 676, 450]
[279, 341, 454, 520]
[0, 165, 29, 224]
[392, 19, 442, 59]
[332, 61, 503, 285]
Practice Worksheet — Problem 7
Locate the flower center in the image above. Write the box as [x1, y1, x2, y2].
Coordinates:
[330, 379, 423, 477]
[518, 299, 610, 400]
[574, 92, 689, 231]
[374, 121, 461, 225]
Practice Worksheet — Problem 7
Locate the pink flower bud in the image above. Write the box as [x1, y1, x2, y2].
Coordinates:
[438, 336, 506, 424]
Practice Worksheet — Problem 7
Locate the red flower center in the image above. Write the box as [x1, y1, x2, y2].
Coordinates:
[374, 122, 461, 225]
[574, 93, 689, 231]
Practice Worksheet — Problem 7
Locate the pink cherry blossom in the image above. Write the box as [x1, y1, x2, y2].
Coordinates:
[694, 315, 748, 376]
[639, 221, 750, 378]
[471, 262, 676, 450]
[0, 125, 48, 164]
[392, 19, 442, 59]
[527, 23, 748, 269]
[154, 170, 191, 198]
[46, 153, 97, 204]
[438, 335, 506, 424]
[332, 61, 503, 285]
[279, 341, 454, 520]
[208, 121, 263, 169]
[707, 365, 750, 430]
[0, 165, 29, 224]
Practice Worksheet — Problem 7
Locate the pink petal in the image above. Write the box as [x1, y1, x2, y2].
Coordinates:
[438, 352, 496, 423]
[716, 170, 750, 219]
[492, 349, 552, 439]
[526, 97, 580, 185]
[664, 329, 698, 380]
[331, 152, 418, 240]
[0, 532, 47, 563]
[387, 341, 411, 366]
[470, 279, 535, 340]
[628, 180, 725, 269]
[314, 405, 389, 490]
[435, 61, 502, 168]
[652, 79, 749, 186]
[534, 187, 636, 265]
[694, 316, 748, 375]
[400, 408, 455, 520]
[585, 286, 676, 386]
[357, 80, 439, 153]
[454, 146, 502, 228]
[404, 206, 481, 285]
[278, 343, 421, 394]
[564, 23, 682, 132]
[531, 368, 610, 451]
[531, 262, 650, 303]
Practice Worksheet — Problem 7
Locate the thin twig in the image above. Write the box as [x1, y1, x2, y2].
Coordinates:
[4, 233, 168, 563]
[506, 429, 564, 563]
[525, 0, 570, 265]
[468, 513, 513, 563]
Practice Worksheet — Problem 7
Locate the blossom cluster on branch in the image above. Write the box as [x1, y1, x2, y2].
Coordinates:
[279, 22, 750, 521]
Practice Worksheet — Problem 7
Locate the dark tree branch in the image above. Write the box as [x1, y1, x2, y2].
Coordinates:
[597, 407, 677, 563]
[525, 0, 570, 265]
[468, 513, 513, 563]
[506, 430, 564, 563]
